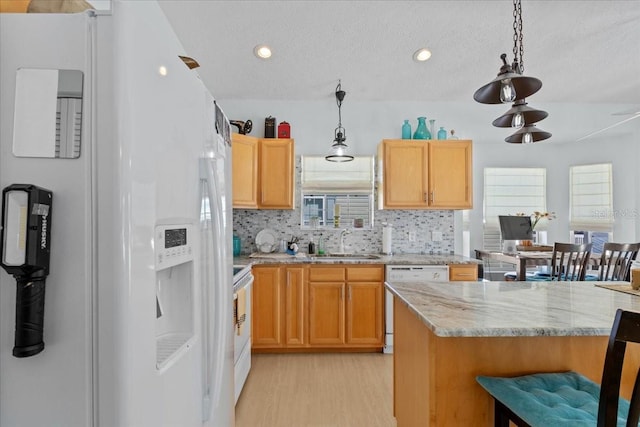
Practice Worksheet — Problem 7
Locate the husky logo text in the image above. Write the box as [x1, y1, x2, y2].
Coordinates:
[41, 215, 48, 250]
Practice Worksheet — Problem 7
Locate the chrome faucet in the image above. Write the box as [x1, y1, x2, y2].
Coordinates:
[339, 229, 351, 253]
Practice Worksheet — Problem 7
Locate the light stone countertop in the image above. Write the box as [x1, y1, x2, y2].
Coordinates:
[234, 253, 481, 266]
[385, 280, 640, 338]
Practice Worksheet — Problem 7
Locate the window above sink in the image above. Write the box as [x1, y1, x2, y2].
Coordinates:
[300, 156, 374, 230]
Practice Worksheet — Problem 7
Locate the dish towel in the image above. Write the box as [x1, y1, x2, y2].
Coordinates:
[236, 287, 246, 336]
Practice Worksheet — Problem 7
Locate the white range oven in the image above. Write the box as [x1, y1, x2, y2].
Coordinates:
[384, 265, 449, 354]
[233, 265, 253, 404]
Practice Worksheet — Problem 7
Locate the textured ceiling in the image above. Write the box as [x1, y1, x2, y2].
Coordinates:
[159, 0, 640, 110]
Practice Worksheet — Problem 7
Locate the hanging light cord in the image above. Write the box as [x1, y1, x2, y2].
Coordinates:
[512, 0, 524, 74]
[334, 80, 346, 141]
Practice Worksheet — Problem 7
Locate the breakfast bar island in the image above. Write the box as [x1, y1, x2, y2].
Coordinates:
[386, 280, 640, 426]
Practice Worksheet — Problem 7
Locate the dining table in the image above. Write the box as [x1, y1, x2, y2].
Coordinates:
[474, 248, 601, 281]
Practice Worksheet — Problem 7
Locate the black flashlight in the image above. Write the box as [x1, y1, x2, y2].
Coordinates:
[0, 184, 52, 358]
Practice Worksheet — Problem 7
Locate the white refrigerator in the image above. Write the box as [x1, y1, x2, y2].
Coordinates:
[0, 2, 235, 426]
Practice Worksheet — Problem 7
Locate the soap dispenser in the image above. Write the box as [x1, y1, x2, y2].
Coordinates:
[317, 233, 325, 255]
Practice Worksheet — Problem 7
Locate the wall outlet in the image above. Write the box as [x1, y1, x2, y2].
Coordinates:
[408, 231, 416, 242]
[431, 231, 443, 242]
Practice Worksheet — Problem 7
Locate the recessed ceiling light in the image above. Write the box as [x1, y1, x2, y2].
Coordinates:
[254, 45, 272, 59]
[413, 48, 432, 62]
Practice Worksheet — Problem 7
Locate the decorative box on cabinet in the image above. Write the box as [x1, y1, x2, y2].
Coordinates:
[231, 134, 294, 209]
[377, 139, 472, 209]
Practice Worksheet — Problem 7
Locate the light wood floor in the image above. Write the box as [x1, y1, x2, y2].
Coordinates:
[235, 353, 397, 427]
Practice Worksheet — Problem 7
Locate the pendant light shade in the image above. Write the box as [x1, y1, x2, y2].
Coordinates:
[473, 54, 542, 105]
[505, 124, 552, 144]
[492, 99, 548, 128]
[326, 81, 354, 162]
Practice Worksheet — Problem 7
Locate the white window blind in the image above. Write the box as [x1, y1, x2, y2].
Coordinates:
[484, 168, 547, 227]
[483, 168, 547, 250]
[301, 156, 374, 194]
[570, 163, 613, 232]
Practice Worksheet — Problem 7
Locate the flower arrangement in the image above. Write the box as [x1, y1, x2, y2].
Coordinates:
[516, 211, 556, 230]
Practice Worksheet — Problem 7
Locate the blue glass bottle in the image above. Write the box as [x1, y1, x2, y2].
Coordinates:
[413, 117, 431, 139]
[437, 127, 447, 140]
[401, 120, 411, 139]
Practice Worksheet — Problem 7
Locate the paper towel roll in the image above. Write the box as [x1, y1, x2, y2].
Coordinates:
[382, 223, 393, 255]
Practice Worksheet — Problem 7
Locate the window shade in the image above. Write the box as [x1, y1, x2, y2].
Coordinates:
[483, 168, 547, 228]
[301, 156, 374, 194]
[570, 163, 613, 232]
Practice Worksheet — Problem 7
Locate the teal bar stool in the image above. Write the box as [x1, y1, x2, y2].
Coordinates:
[477, 309, 640, 426]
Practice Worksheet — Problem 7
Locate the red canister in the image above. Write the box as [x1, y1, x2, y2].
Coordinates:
[277, 121, 291, 138]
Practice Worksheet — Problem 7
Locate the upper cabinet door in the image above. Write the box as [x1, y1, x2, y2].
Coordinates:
[381, 140, 429, 208]
[259, 138, 294, 209]
[378, 139, 473, 210]
[428, 140, 472, 209]
[232, 134, 258, 208]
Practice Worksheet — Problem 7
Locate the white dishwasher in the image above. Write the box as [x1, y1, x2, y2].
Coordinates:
[384, 265, 449, 354]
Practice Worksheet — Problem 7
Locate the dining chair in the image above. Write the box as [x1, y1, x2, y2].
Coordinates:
[595, 242, 640, 281]
[528, 242, 593, 281]
[477, 308, 640, 427]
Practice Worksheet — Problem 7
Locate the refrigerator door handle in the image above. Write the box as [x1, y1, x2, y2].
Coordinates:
[199, 157, 226, 422]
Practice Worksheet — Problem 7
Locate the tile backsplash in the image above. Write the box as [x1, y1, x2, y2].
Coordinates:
[232, 157, 454, 255]
[232, 208, 454, 255]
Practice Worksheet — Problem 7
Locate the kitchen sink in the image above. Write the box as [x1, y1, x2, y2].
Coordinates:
[310, 253, 381, 260]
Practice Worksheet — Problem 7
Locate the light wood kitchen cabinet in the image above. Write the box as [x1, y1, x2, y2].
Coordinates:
[252, 265, 307, 349]
[448, 264, 478, 281]
[231, 134, 258, 208]
[309, 281, 345, 346]
[231, 134, 294, 209]
[377, 139, 472, 209]
[251, 265, 283, 348]
[283, 266, 307, 347]
[253, 264, 384, 352]
[308, 265, 384, 349]
[258, 138, 294, 209]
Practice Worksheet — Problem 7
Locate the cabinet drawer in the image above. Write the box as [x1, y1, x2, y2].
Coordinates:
[309, 267, 345, 282]
[449, 264, 478, 281]
[346, 266, 384, 282]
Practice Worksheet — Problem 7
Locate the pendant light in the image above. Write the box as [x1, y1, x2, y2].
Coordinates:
[473, 0, 551, 143]
[492, 99, 548, 128]
[326, 80, 354, 162]
[473, 54, 541, 104]
[473, 0, 542, 104]
[505, 124, 552, 144]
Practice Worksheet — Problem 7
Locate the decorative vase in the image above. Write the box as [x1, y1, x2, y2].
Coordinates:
[413, 117, 431, 139]
[437, 127, 447, 140]
[429, 119, 436, 140]
[401, 119, 411, 139]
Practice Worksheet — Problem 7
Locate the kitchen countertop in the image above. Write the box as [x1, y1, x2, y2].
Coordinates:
[386, 280, 640, 338]
[233, 253, 481, 266]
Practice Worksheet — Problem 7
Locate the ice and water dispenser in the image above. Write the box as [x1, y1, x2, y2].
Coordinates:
[154, 223, 194, 370]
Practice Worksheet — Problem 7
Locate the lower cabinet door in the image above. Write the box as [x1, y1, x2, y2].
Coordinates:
[346, 282, 383, 345]
[308, 282, 345, 346]
[251, 266, 283, 348]
[284, 266, 307, 347]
